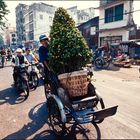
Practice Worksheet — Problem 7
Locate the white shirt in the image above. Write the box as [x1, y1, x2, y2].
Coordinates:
[25, 53, 35, 63]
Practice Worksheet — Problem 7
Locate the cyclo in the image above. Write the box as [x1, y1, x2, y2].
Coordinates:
[44, 66, 118, 136]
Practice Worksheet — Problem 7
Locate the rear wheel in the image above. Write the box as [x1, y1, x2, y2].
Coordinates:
[47, 97, 66, 136]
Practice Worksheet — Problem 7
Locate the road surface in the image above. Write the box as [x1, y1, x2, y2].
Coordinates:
[0, 63, 140, 139]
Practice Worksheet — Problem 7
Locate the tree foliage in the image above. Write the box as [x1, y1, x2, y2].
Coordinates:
[0, 0, 9, 29]
[49, 7, 92, 74]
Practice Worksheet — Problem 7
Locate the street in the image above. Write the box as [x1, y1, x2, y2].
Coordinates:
[0, 63, 140, 139]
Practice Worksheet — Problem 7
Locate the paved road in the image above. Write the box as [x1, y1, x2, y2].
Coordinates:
[0, 63, 140, 139]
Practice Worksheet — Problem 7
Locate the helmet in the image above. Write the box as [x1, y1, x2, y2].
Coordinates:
[39, 34, 48, 41]
[16, 48, 23, 53]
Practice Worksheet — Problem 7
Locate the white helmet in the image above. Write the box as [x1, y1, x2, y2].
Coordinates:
[16, 48, 23, 53]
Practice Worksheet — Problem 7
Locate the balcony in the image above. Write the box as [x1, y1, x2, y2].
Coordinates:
[98, 0, 122, 8]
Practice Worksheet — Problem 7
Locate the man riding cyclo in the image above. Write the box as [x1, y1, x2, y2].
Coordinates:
[38, 35, 53, 93]
[11, 48, 30, 86]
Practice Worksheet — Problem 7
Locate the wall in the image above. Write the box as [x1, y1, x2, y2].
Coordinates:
[99, 1, 131, 30]
[34, 11, 54, 41]
[99, 29, 129, 42]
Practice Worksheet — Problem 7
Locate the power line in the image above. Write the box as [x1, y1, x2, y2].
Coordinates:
[98, 9, 140, 22]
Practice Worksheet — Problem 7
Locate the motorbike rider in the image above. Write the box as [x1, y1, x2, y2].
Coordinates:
[11, 48, 29, 86]
[25, 47, 38, 64]
[0, 47, 6, 66]
[0, 47, 6, 56]
[98, 42, 110, 57]
[7, 48, 12, 60]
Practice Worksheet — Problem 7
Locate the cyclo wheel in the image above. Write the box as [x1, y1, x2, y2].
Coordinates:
[47, 97, 66, 136]
[94, 58, 103, 69]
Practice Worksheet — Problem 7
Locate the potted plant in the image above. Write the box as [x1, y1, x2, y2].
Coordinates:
[49, 7, 92, 98]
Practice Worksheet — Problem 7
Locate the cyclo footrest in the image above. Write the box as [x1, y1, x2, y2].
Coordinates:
[93, 105, 118, 121]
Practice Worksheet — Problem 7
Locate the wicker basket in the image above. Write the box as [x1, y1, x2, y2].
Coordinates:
[58, 70, 88, 98]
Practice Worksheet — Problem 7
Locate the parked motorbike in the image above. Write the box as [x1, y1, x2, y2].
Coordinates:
[28, 61, 39, 90]
[92, 49, 111, 69]
[15, 64, 29, 99]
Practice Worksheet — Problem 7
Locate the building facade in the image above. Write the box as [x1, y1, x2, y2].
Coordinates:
[98, 0, 135, 47]
[67, 6, 95, 26]
[78, 16, 99, 51]
[15, 4, 27, 45]
[23, 3, 56, 43]
[3, 26, 17, 49]
[16, 3, 56, 46]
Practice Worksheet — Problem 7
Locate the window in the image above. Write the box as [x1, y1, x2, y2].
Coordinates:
[100, 36, 122, 46]
[105, 4, 124, 23]
[29, 12, 33, 22]
[115, 4, 123, 21]
[105, 7, 114, 23]
[29, 23, 34, 31]
[90, 27, 96, 35]
[40, 14, 43, 20]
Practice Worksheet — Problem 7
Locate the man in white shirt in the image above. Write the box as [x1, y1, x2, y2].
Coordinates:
[11, 48, 29, 86]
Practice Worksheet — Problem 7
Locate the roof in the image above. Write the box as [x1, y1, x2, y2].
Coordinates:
[120, 41, 140, 47]
[77, 16, 99, 28]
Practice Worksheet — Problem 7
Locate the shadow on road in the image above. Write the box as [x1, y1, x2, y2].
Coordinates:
[94, 63, 120, 72]
[3, 102, 48, 139]
[32, 121, 101, 140]
[3, 102, 101, 140]
[0, 86, 28, 105]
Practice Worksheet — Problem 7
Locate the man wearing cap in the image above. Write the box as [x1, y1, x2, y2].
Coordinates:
[38, 35, 51, 92]
[38, 35, 50, 70]
[11, 48, 29, 86]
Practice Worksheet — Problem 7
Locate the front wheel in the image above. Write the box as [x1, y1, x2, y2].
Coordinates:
[30, 73, 39, 90]
[47, 97, 66, 136]
[22, 81, 29, 99]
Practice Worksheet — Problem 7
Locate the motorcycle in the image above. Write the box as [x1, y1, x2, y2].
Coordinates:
[92, 49, 111, 69]
[28, 61, 39, 90]
[15, 64, 29, 99]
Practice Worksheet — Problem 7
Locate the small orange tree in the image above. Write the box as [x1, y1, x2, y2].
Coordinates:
[49, 7, 92, 74]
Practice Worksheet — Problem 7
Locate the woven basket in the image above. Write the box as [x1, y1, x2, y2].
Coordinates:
[58, 70, 88, 98]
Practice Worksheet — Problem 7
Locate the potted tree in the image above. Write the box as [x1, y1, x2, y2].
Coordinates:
[49, 7, 92, 98]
